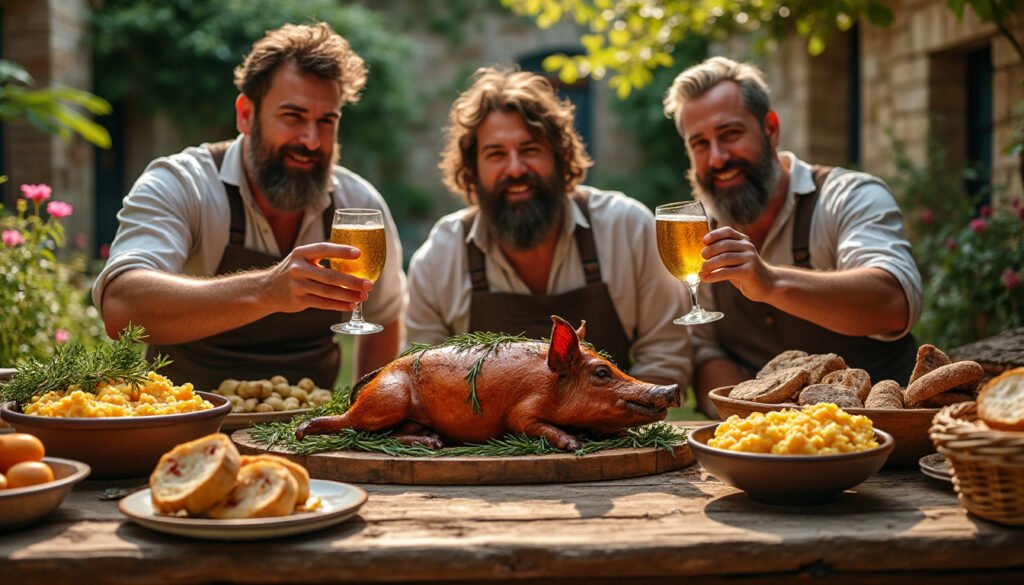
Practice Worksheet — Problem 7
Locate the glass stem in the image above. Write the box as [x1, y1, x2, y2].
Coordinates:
[686, 280, 703, 313]
[350, 302, 366, 325]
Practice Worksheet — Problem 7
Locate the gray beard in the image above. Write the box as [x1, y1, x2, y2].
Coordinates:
[244, 122, 331, 213]
[690, 139, 780, 227]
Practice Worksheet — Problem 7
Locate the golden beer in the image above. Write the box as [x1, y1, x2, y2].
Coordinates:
[330, 225, 387, 282]
[656, 215, 709, 284]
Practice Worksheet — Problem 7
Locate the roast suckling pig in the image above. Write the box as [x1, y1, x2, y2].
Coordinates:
[296, 316, 680, 450]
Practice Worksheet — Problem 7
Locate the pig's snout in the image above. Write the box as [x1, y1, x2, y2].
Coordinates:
[657, 384, 681, 408]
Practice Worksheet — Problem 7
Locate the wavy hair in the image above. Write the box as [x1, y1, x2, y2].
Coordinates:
[234, 22, 366, 110]
[663, 56, 771, 130]
[440, 67, 592, 204]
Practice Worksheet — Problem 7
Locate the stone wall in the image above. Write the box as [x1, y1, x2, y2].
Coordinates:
[1, 0, 95, 251]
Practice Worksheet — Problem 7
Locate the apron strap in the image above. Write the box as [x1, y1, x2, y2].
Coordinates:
[793, 164, 834, 268]
[207, 141, 246, 246]
[461, 192, 600, 292]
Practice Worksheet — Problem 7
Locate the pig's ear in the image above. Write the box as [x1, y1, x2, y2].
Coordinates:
[547, 315, 581, 373]
[575, 320, 587, 341]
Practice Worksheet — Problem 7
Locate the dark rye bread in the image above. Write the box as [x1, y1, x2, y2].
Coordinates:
[905, 361, 984, 405]
[822, 368, 872, 403]
[731, 367, 808, 403]
[908, 344, 951, 386]
[797, 384, 864, 409]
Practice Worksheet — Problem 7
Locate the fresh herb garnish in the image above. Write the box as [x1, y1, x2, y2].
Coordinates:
[1, 324, 170, 406]
[247, 388, 687, 457]
[399, 331, 532, 414]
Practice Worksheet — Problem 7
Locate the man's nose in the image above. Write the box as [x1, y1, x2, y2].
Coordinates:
[506, 151, 526, 178]
[709, 141, 730, 168]
[298, 122, 321, 151]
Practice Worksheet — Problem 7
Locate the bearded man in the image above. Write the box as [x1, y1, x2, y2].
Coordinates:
[94, 23, 406, 390]
[664, 56, 921, 416]
[405, 67, 691, 388]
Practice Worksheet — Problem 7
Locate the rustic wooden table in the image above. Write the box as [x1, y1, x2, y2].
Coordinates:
[3, 422, 1023, 584]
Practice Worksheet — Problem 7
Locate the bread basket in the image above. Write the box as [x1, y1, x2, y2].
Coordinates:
[930, 401, 1024, 526]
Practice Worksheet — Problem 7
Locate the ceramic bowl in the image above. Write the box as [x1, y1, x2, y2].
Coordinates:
[688, 423, 894, 505]
[709, 386, 939, 468]
[0, 457, 91, 529]
[0, 392, 230, 479]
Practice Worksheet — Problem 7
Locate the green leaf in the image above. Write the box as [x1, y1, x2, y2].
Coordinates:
[867, 2, 895, 26]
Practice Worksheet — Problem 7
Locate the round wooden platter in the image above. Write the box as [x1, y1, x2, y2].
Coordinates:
[231, 429, 694, 485]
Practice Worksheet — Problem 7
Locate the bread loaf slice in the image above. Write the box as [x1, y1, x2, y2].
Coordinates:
[207, 461, 299, 519]
[150, 433, 240, 516]
[977, 368, 1024, 431]
[240, 454, 310, 505]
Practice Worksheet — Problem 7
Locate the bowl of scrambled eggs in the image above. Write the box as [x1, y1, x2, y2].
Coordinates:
[689, 403, 894, 504]
[1, 372, 231, 479]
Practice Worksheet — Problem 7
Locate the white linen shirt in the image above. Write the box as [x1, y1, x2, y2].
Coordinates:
[92, 135, 406, 327]
[691, 152, 923, 368]
[405, 186, 693, 387]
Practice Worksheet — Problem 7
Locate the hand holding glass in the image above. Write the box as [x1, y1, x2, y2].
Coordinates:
[329, 208, 387, 335]
[655, 201, 724, 325]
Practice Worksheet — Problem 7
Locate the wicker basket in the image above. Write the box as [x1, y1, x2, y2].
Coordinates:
[930, 402, 1024, 526]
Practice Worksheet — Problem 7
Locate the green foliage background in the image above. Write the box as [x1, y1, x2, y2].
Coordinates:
[90, 0, 433, 222]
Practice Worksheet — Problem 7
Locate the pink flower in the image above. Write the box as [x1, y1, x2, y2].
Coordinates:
[3, 229, 25, 247]
[919, 209, 933, 224]
[969, 218, 987, 234]
[979, 205, 992, 218]
[20, 183, 52, 203]
[1019, 206, 1024, 223]
[46, 201, 73, 219]
[1002, 268, 1021, 291]
[1012, 199, 1021, 209]
[945, 238, 959, 251]
[54, 329, 71, 344]
[99, 243, 111, 260]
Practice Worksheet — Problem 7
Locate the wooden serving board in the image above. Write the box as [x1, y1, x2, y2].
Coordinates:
[231, 429, 693, 485]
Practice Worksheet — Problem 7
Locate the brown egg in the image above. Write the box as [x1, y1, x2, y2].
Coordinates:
[0, 433, 46, 472]
[5, 461, 54, 488]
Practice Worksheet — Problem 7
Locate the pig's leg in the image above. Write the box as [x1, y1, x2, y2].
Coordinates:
[391, 421, 444, 449]
[296, 380, 413, 440]
[507, 410, 581, 450]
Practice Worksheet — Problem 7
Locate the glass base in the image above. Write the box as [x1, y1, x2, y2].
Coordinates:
[331, 321, 383, 335]
[673, 310, 724, 325]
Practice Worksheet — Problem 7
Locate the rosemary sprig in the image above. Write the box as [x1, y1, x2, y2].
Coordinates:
[0, 324, 170, 406]
[248, 408, 687, 458]
[398, 331, 533, 414]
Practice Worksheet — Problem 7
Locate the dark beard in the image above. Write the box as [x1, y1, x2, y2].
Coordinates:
[476, 171, 566, 250]
[689, 134, 779, 226]
[244, 119, 331, 213]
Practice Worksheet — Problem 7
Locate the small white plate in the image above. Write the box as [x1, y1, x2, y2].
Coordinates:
[118, 479, 367, 540]
[221, 409, 309, 431]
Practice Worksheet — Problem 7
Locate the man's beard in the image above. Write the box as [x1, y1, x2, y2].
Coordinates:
[689, 134, 779, 227]
[475, 171, 566, 250]
[244, 120, 332, 213]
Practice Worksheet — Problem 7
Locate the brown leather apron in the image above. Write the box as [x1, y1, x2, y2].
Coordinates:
[146, 141, 343, 391]
[707, 165, 917, 383]
[464, 191, 633, 369]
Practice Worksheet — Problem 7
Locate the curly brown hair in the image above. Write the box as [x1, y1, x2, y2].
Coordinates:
[233, 22, 367, 110]
[440, 67, 592, 204]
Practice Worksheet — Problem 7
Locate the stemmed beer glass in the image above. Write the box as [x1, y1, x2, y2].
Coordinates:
[329, 208, 386, 335]
[655, 200, 724, 325]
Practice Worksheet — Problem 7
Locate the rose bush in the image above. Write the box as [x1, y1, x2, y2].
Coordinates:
[0, 183, 105, 365]
[889, 140, 1024, 348]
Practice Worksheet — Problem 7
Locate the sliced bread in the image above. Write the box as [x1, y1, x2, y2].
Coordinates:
[150, 433, 241, 516]
[977, 367, 1024, 432]
[207, 461, 299, 519]
[240, 454, 310, 505]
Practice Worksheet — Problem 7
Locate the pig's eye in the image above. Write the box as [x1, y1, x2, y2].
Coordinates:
[593, 365, 612, 381]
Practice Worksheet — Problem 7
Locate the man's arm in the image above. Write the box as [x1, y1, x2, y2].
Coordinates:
[694, 357, 747, 418]
[354, 319, 400, 381]
[700, 228, 910, 337]
[100, 242, 371, 343]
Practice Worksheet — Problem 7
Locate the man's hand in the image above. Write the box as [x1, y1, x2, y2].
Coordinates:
[699, 227, 776, 302]
[266, 242, 372, 314]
